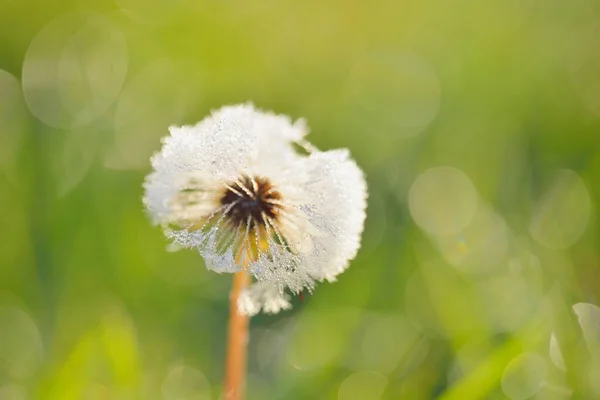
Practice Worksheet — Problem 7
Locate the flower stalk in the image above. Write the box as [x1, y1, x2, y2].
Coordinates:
[224, 271, 251, 400]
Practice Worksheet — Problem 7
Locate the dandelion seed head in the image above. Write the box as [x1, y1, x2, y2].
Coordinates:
[144, 103, 367, 315]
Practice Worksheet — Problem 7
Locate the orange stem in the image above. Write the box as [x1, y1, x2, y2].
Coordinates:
[224, 271, 251, 400]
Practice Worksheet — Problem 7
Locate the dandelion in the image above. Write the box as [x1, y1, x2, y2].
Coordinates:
[144, 103, 367, 313]
[143, 103, 367, 399]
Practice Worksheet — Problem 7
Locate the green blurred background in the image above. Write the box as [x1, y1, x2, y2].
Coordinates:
[2, 0, 600, 399]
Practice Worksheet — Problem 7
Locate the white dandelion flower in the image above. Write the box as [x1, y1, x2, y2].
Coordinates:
[143, 103, 367, 315]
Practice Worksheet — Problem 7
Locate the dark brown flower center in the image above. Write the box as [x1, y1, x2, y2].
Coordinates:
[220, 176, 282, 228]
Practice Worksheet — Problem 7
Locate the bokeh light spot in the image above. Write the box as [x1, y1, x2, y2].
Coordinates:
[409, 167, 478, 235]
[529, 169, 591, 249]
[434, 206, 509, 274]
[22, 12, 128, 128]
[476, 256, 543, 333]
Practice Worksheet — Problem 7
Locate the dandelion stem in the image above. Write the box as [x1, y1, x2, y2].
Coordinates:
[224, 271, 251, 400]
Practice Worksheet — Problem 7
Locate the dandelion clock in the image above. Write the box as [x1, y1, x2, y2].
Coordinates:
[143, 103, 367, 399]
